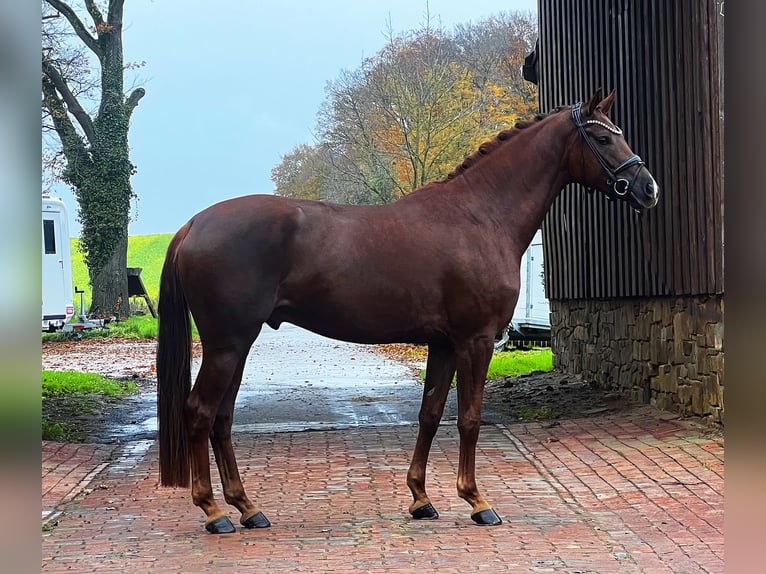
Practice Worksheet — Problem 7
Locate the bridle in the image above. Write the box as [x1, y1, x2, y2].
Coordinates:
[571, 101, 644, 199]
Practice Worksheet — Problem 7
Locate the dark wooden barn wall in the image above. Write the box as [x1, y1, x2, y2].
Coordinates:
[537, 0, 723, 299]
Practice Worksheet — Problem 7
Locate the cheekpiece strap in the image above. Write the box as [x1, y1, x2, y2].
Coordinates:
[570, 101, 644, 184]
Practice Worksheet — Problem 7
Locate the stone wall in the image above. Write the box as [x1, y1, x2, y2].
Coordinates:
[549, 296, 724, 424]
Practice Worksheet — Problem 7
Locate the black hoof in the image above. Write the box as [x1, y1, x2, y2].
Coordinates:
[411, 502, 439, 520]
[242, 511, 271, 529]
[205, 515, 236, 534]
[471, 508, 502, 526]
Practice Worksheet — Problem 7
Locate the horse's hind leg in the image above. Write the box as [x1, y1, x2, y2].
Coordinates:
[407, 341, 456, 520]
[185, 345, 245, 534]
[210, 343, 271, 529]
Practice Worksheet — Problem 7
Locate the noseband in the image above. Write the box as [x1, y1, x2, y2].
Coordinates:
[571, 102, 644, 198]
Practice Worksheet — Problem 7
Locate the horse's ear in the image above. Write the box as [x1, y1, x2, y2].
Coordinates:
[586, 88, 604, 115]
[598, 90, 617, 116]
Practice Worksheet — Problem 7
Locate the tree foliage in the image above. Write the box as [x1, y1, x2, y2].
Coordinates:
[273, 12, 538, 204]
[270, 144, 325, 201]
[42, 0, 144, 317]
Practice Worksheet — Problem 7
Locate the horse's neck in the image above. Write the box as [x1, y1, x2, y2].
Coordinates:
[454, 117, 572, 254]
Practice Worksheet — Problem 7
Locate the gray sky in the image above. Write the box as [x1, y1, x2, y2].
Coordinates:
[51, 0, 537, 236]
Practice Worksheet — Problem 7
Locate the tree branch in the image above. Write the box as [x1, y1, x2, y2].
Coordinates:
[43, 54, 97, 144]
[42, 73, 93, 180]
[45, 0, 100, 56]
[83, 0, 104, 27]
[125, 87, 145, 118]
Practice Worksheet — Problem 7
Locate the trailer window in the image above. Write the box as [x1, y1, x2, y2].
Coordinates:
[43, 219, 56, 254]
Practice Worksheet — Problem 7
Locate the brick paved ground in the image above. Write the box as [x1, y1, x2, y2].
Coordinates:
[41, 406, 723, 573]
[42, 442, 121, 524]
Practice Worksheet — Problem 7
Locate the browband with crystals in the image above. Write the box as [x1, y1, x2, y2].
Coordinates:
[580, 119, 623, 135]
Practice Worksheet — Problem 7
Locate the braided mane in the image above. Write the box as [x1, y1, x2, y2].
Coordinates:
[441, 107, 567, 181]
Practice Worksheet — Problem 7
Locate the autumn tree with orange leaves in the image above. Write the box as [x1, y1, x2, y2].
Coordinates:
[273, 12, 538, 204]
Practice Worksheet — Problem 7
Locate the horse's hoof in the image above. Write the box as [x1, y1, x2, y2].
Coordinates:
[471, 508, 502, 526]
[242, 511, 271, 529]
[205, 515, 236, 534]
[410, 502, 439, 520]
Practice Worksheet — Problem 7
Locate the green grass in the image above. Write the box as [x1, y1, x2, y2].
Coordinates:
[419, 347, 553, 382]
[70, 238, 87, 304]
[42, 371, 139, 442]
[70, 233, 173, 312]
[105, 315, 159, 338]
[41, 420, 80, 442]
[42, 370, 138, 398]
[42, 521, 57, 533]
[485, 348, 553, 380]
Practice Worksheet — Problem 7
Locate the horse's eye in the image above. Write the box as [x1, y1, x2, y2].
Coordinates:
[596, 136, 610, 145]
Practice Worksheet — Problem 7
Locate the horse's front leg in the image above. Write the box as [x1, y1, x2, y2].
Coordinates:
[407, 341, 456, 520]
[210, 350, 271, 530]
[454, 335, 502, 525]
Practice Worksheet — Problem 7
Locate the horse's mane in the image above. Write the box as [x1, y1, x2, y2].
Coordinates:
[438, 106, 568, 182]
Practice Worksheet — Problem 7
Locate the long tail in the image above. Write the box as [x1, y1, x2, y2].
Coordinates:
[156, 222, 193, 487]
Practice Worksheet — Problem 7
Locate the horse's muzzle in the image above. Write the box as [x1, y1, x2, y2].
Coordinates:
[631, 169, 660, 210]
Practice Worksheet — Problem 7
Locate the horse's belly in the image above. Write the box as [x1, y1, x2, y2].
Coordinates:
[266, 292, 442, 345]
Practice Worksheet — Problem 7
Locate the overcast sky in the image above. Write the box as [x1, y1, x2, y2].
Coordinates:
[50, 0, 538, 236]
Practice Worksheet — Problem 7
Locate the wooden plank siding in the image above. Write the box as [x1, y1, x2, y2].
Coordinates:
[537, 0, 723, 299]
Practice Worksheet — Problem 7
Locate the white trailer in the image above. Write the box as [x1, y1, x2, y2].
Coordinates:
[511, 228, 550, 336]
[495, 229, 550, 350]
[42, 195, 74, 331]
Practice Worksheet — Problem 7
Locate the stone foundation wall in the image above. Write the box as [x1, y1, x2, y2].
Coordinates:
[549, 296, 724, 424]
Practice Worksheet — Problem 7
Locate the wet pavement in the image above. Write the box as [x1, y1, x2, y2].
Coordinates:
[231, 324, 451, 433]
[79, 324, 455, 442]
[41, 327, 724, 572]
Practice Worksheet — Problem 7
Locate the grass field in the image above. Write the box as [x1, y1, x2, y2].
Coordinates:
[42, 370, 138, 399]
[71, 233, 173, 311]
[42, 370, 138, 441]
[415, 347, 553, 382]
[485, 348, 553, 380]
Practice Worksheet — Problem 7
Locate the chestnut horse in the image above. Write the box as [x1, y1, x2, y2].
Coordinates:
[157, 89, 659, 534]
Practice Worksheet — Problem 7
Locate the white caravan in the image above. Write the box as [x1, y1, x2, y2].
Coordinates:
[42, 195, 74, 331]
[511, 229, 550, 336]
[495, 229, 550, 350]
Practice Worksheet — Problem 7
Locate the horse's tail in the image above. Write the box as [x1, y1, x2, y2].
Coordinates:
[156, 222, 193, 487]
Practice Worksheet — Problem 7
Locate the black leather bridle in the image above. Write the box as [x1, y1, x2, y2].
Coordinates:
[571, 101, 645, 199]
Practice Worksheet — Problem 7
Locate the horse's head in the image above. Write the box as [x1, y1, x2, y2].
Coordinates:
[568, 89, 659, 211]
